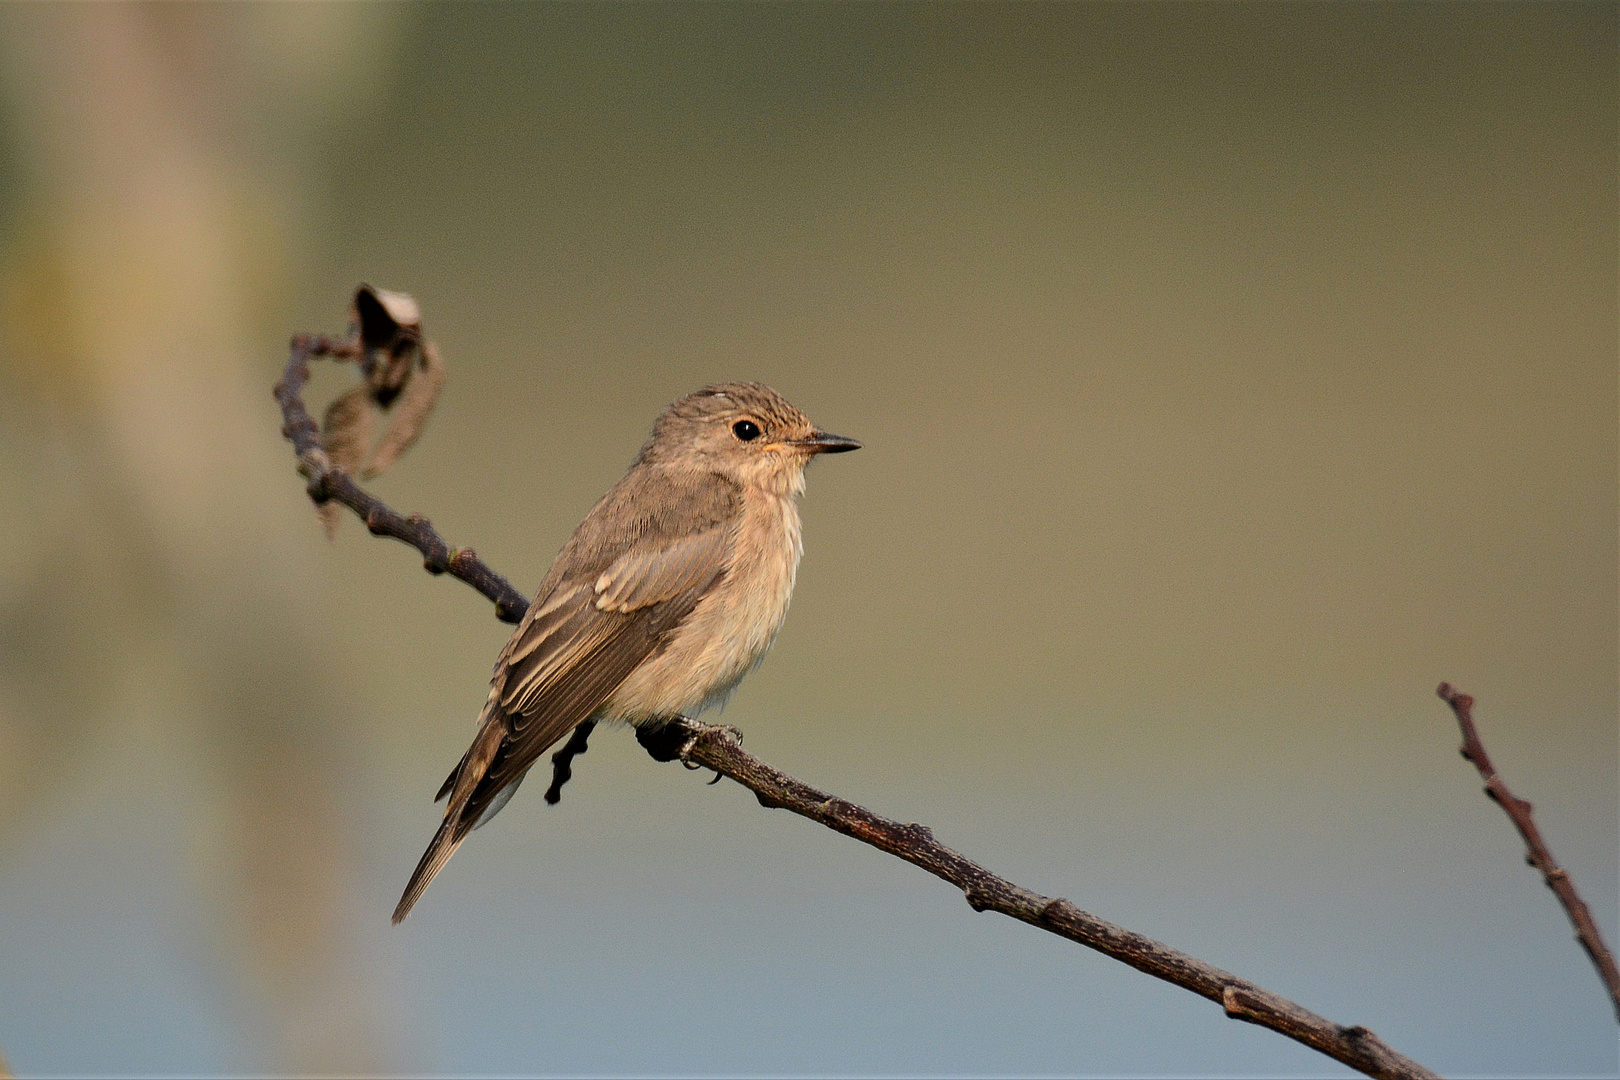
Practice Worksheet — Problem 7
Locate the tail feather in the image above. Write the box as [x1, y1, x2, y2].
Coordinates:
[393, 814, 469, 924]
[395, 712, 509, 923]
[434, 752, 466, 802]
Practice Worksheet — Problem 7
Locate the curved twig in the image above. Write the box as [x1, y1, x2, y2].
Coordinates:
[1437, 683, 1620, 1022]
[274, 319, 1441, 1080]
[275, 333, 528, 625]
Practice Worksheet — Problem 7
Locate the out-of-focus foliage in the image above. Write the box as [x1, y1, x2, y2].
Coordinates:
[0, 5, 411, 1071]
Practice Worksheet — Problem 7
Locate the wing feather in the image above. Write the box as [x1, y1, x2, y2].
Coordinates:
[500, 589, 617, 718]
[455, 536, 726, 832]
[593, 526, 730, 613]
[395, 524, 730, 922]
[395, 470, 741, 922]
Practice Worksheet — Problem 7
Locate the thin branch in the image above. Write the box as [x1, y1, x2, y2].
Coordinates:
[275, 333, 529, 625]
[1436, 683, 1620, 1022]
[274, 318, 1441, 1080]
[666, 717, 1435, 1079]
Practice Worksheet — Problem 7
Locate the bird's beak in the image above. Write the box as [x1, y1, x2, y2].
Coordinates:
[787, 431, 862, 454]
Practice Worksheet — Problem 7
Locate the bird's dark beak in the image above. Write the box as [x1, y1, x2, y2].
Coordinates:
[791, 431, 862, 454]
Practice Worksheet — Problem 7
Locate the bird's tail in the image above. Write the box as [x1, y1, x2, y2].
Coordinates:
[394, 713, 506, 924]
[393, 813, 469, 924]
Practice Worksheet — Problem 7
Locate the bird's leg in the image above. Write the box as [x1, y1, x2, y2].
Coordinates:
[543, 720, 596, 805]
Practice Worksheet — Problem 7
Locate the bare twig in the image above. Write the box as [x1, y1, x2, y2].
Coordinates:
[273, 304, 1441, 1079]
[1437, 683, 1620, 1022]
[275, 332, 528, 625]
[667, 718, 1436, 1079]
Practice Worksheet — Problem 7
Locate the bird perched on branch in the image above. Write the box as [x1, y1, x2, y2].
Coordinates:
[394, 383, 859, 922]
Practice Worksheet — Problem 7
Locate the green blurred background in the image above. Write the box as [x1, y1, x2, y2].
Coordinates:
[0, 3, 1613, 1075]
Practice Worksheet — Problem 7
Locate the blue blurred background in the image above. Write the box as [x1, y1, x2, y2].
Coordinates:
[0, 3, 1613, 1075]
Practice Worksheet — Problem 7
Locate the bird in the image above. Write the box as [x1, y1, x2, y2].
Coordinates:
[393, 382, 859, 923]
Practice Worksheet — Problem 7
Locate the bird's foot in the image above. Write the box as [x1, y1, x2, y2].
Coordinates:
[635, 720, 691, 763]
[679, 722, 742, 786]
[637, 719, 741, 787]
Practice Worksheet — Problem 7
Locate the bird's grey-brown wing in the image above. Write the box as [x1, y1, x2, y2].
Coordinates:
[481, 521, 731, 793]
[393, 474, 735, 922]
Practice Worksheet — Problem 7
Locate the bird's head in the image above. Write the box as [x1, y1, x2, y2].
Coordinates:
[640, 382, 860, 494]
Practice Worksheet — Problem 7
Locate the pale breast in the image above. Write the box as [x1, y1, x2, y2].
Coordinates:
[602, 486, 803, 722]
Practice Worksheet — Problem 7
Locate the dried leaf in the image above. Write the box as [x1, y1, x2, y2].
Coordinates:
[318, 384, 376, 537]
[308, 285, 447, 530]
[323, 384, 376, 474]
[364, 339, 446, 478]
[316, 500, 344, 541]
[352, 284, 423, 405]
[355, 284, 421, 339]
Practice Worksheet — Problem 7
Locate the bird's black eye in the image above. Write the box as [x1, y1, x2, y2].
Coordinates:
[732, 419, 761, 442]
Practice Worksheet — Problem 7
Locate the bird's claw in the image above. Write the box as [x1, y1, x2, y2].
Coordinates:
[674, 721, 735, 786]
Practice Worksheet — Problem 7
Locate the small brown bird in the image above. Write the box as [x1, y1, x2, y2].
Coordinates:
[394, 383, 859, 922]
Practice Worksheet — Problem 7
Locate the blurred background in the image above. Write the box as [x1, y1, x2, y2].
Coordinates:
[0, 3, 1613, 1076]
